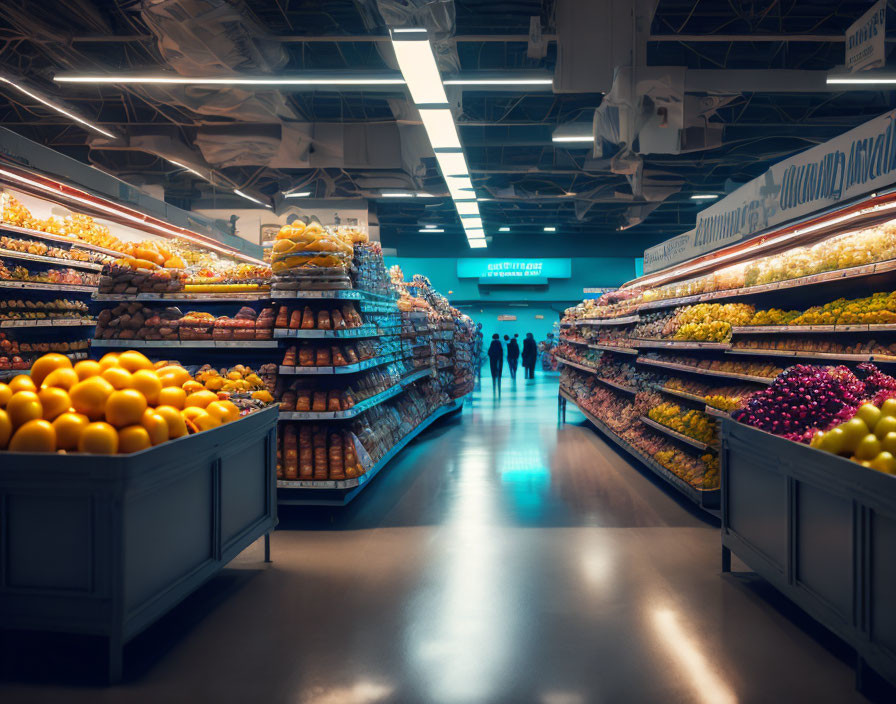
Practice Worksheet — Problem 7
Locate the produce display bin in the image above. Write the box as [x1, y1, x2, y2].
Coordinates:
[721, 418, 896, 691]
[0, 405, 278, 683]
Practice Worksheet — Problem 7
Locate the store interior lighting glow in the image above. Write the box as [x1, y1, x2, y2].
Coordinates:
[544, 226, 556, 232]
[455, 201, 480, 215]
[284, 191, 311, 198]
[0, 76, 117, 139]
[419, 228, 444, 233]
[552, 135, 595, 143]
[434, 151, 470, 177]
[690, 194, 718, 200]
[418, 108, 463, 150]
[461, 216, 483, 230]
[389, 31, 448, 104]
[233, 189, 271, 208]
[55, 73, 404, 86]
[0, 166, 266, 265]
[498, 226, 510, 232]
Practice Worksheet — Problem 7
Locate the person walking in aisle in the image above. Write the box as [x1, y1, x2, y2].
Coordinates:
[522, 332, 537, 379]
[487, 333, 504, 391]
[507, 334, 520, 380]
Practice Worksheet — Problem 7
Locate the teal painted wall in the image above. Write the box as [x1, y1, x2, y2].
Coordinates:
[459, 303, 562, 346]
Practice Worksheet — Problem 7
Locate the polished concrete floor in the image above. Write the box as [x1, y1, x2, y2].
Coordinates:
[0, 372, 883, 702]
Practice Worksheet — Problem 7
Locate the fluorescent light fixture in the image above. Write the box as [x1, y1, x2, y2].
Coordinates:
[56, 73, 404, 86]
[392, 28, 428, 33]
[476, 197, 492, 202]
[552, 135, 595, 143]
[498, 226, 510, 232]
[444, 76, 553, 86]
[165, 158, 204, 179]
[0, 76, 117, 139]
[552, 123, 594, 144]
[434, 151, 469, 177]
[543, 226, 556, 232]
[389, 29, 448, 104]
[419, 228, 444, 233]
[468, 238, 488, 248]
[464, 228, 485, 238]
[416, 192, 437, 198]
[233, 189, 271, 208]
[690, 194, 718, 200]
[381, 192, 415, 198]
[455, 201, 480, 215]
[423, 224, 438, 229]
[419, 108, 462, 149]
[284, 191, 311, 198]
[461, 217, 483, 230]
[826, 72, 896, 84]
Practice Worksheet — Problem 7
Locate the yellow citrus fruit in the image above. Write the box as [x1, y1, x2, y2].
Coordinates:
[30, 353, 72, 388]
[78, 421, 118, 454]
[8, 375, 36, 394]
[252, 389, 273, 404]
[181, 406, 206, 422]
[73, 359, 102, 380]
[7, 391, 43, 428]
[0, 408, 11, 449]
[130, 369, 162, 405]
[105, 389, 147, 428]
[101, 366, 133, 390]
[207, 400, 240, 424]
[181, 380, 205, 395]
[70, 376, 115, 421]
[52, 412, 89, 451]
[192, 410, 221, 432]
[157, 365, 191, 388]
[140, 409, 169, 446]
[8, 419, 56, 452]
[184, 390, 218, 409]
[38, 387, 72, 421]
[155, 405, 188, 439]
[0, 382, 11, 406]
[157, 386, 186, 409]
[97, 353, 121, 371]
[118, 425, 152, 453]
[117, 350, 154, 373]
[41, 367, 80, 391]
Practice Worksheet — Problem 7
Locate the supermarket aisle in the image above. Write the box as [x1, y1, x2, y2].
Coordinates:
[0, 374, 874, 703]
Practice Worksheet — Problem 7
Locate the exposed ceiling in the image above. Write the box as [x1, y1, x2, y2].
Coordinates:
[0, 0, 893, 258]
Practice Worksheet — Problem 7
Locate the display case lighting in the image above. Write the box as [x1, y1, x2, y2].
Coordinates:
[233, 189, 272, 208]
[0, 76, 116, 139]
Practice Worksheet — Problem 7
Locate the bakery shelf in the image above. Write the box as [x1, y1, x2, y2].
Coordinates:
[654, 385, 708, 406]
[277, 397, 465, 502]
[271, 289, 362, 300]
[635, 339, 731, 350]
[279, 383, 404, 421]
[639, 416, 718, 452]
[278, 351, 399, 375]
[273, 324, 378, 339]
[93, 293, 269, 302]
[400, 368, 433, 385]
[0, 352, 87, 379]
[0, 249, 104, 271]
[636, 357, 775, 385]
[0, 318, 94, 328]
[732, 324, 896, 334]
[0, 281, 94, 293]
[575, 315, 639, 326]
[588, 343, 639, 355]
[91, 339, 279, 349]
[727, 347, 877, 362]
[559, 389, 717, 511]
[555, 357, 600, 374]
[558, 336, 589, 346]
[595, 376, 637, 395]
[0, 221, 124, 259]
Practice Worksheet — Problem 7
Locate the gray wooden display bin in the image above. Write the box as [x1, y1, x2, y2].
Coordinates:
[0, 404, 278, 683]
[721, 418, 896, 691]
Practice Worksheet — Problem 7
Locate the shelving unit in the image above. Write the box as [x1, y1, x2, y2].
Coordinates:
[639, 416, 717, 451]
[636, 357, 775, 385]
[273, 324, 378, 339]
[0, 249, 104, 271]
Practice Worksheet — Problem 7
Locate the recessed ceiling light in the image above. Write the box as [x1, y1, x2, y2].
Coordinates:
[690, 194, 719, 200]
[419, 228, 444, 233]
[233, 189, 271, 207]
[498, 226, 510, 232]
[284, 191, 311, 198]
[0, 76, 116, 139]
[543, 226, 556, 232]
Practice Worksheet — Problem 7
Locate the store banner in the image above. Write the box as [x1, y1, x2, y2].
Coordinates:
[644, 108, 896, 273]
[457, 258, 571, 283]
[846, 0, 886, 73]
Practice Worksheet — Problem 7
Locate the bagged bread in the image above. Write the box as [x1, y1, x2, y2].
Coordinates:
[312, 391, 327, 412]
[301, 306, 315, 329]
[317, 310, 332, 330]
[328, 433, 345, 480]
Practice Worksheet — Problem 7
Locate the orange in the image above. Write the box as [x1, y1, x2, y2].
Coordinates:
[101, 366, 133, 390]
[118, 350, 154, 373]
[192, 410, 220, 432]
[181, 380, 205, 395]
[8, 375, 36, 394]
[0, 409, 11, 449]
[41, 367, 80, 391]
[73, 359, 102, 380]
[70, 376, 115, 421]
[52, 412, 89, 451]
[78, 421, 118, 454]
[154, 405, 188, 439]
[30, 353, 72, 388]
[97, 353, 121, 372]
[184, 390, 217, 409]
[118, 425, 151, 453]
[8, 419, 56, 452]
[157, 365, 191, 388]
[7, 391, 42, 428]
[140, 410, 169, 446]
[130, 369, 162, 405]
[38, 387, 72, 421]
[207, 400, 240, 424]
[105, 389, 147, 428]
[157, 386, 186, 409]
[0, 382, 12, 406]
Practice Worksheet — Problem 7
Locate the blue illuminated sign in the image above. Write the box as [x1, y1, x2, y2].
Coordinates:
[457, 258, 571, 283]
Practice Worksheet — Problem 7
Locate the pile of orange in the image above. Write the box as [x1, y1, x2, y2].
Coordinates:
[0, 351, 242, 454]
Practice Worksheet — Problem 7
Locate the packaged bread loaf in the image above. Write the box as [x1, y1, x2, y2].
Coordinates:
[344, 345, 359, 364]
[282, 345, 296, 366]
[276, 306, 289, 328]
[315, 347, 332, 366]
[289, 309, 302, 329]
[312, 428, 328, 479]
[331, 309, 346, 329]
[317, 310, 332, 330]
[299, 426, 313, 480]
[283, 425, 299, 480]
[299, 345, 315, 366]
[327, 390, 342, 412]
[295, 389, 312, 412]
[331, 346, 347, 366]
[328, 433, 345, 480]
[344, 431, 359, 477]
[301, 306, 315, 329]
[312, 391, 327, 412]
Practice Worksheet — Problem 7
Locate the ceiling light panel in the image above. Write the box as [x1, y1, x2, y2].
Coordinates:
[434, 151, 469, 177]
[455, 201, 480, 215]
[418, 108, 462, 149]
[389, 32, 448, 104]
[468, 238, 488, 248]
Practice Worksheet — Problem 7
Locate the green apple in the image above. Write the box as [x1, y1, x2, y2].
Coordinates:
[855, 433, 882, 461]
[880, 398, 896, 418]
[869, 451, 896, 474]
[883, 432, 896, 455]
[819, 427, 845, 455]
[874, 415, 896, 440]
[856, 404, 882, 432]
[840, 418, 870, 454]
[809, 430, 824, 448]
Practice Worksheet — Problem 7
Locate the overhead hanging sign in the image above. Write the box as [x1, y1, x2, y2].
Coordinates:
[497, 315, 517, 321]
[846, 0, 887, 73]
[644, 108, 896, 273]
[457, 258, 571, 283]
